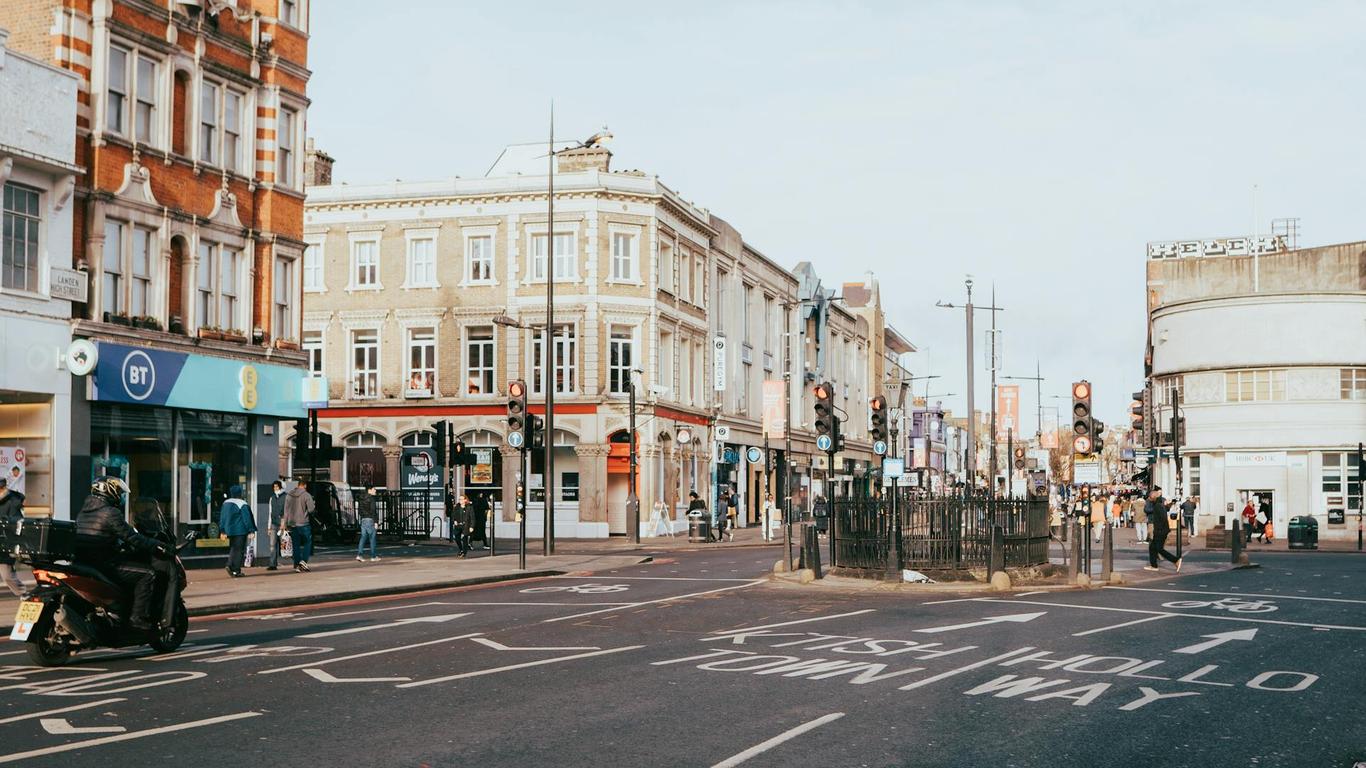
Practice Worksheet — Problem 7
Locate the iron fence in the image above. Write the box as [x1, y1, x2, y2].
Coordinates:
[373, 490, 438, 539]
[833, 491, 1049, 572]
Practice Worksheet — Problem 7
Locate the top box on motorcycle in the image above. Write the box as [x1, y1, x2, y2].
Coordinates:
[12, 517, 77, 563]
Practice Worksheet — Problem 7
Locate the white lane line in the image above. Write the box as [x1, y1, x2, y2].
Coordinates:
[922, 598, 986, 605]
[1014, 591, 1047, 598]
[141, 644, 231, 662]
[542, 581, 765, 624]
[0, 711, 262, 764]
[974, 598, 1366, 632]
[430, 602, 635, 607]
[0, 698, 126, 724]
[1072, 614, 1175, 637]
[186, 629, 209, 634]
[298, 612, 469, 639]
[397, 645, 643, 688]
[897, 647, 1038, 691]
[1104, 586, 1366, 606]
[257, 633, 482, 675]
[293, 601, 456, 621]
[547, 576, 756, 583]
[711, 712, 845, 768]
[711, 609, 877, 636]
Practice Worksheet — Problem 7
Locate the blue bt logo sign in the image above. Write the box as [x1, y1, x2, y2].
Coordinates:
[121, 350, 156, 401]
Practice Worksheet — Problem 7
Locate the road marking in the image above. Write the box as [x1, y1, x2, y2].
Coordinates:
[430, 601, 634, 607]
[141, 644, 231, 662]
[548, 575, 755, 582]
[294, 601, 457, 621]
[1014, 591, 1047, 597]
[301, 669, 411, 684]
[710, 712, 845, 768]
[0, 711, 261, 764]
[40, 718, 125, 735]
[1105, 586, 1366, 606]
[897, 647, 1038, 691]
[470, 638, 600, 652]
[1173, 628, 1258, 655]
[298, 612, 470, 638]
[712, 610, 877, 636]
[397, 645, 643, 688]
[973, 598, 1366, 632]
[1072, 615, 1174, 637]
[258, 633, 483, 675]
[542, 581, 765, 624]
[913, 612, 1047, 634]
[0, 698, 126, 724]
[922, 598, 988, 605]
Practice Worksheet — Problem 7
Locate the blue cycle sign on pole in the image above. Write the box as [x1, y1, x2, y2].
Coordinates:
[745, 446, 763, 464]
[508, 431, 525, 449]
[816, 434, 833, 452]
[872, 440, 888, 456]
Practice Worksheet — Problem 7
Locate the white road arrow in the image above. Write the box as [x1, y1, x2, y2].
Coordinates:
[471, 638, 599, 652]
[301, 669, 411, 684]
[299, 612, 470, 639]
[913, 612, 1047, 634]
[40, 718, 127, 735]
[1172, 628, 1258, 655]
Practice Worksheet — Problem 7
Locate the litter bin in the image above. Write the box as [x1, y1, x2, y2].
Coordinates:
[688, 513, 710, 544]
[1287, 516, 1318, 550]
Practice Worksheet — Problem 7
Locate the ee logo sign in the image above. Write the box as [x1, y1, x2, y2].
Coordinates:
[120, 351, 156, 401]
[239, 365, 259, 410]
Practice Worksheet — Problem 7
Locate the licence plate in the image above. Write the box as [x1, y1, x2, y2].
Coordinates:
[9, 601, 44, 642]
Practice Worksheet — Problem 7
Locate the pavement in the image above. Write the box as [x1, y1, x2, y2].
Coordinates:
[0, 544, 1362, 767]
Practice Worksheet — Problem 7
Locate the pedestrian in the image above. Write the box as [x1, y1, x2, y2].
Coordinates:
[762, 492, 778, 542]
[472, 492, 490, 549]
[1110, 495, 1124, 529]
[1143, 486, 1181, 572]
[1263, 517, 1276, 544]
[1181, 496, 1197, 537]
[451, 493, 472, 557]
[356, 485, 379, 562]
[280, 477, 314, 572]
[218, 485, 255, 577]
[1256, 504, 1270, 543]
[267, 480, 286, 570]
[0, 477, 29, 596]
[1090, 492, 1106, 543]
[1241, 500, 1256, 543]
[726, 486, 738, 542]
[1130, 493, 1147, 543]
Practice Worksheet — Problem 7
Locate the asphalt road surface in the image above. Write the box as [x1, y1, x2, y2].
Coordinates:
[1, 546, 1363, 767]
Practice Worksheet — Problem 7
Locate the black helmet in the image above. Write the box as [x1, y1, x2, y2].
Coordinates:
[91, 476, 130, 506]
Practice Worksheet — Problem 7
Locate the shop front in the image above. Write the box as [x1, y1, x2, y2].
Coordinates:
[0, 315, 72, 519]
[73, 341, 307, 562]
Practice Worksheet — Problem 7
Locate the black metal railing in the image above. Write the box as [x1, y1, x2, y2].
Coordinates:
[372, 490, 437, 540]
[833, 491, 1050, 572]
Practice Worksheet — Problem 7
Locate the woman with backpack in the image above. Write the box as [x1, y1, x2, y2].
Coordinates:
[219, 485, 256, 577]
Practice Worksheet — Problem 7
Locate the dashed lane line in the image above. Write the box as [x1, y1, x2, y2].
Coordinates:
[711, 712, 846, 768]
[1071, 614, 1175, 636]
[0, 698, 126, 724]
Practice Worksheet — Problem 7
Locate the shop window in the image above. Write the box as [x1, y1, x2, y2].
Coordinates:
[177, 410, 249, 535]
[0, 393, 54, 516]
[90, 404, 174, 533]
[2, 183, 41, 294]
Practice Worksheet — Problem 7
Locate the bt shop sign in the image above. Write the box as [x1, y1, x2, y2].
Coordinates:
[90, 342, 307, 417]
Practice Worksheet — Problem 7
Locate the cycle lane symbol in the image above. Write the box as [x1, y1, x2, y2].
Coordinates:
[520, 583, 631, 595]
[1160, 597, 1277, 614]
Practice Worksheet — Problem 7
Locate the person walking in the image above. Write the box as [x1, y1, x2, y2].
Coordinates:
[451, 494, 472, 557]
[0, 477, 28, 596]
[1090, 492, 1107, 543]
[1130, 493, 1147, 543]
[267, 480, 286, 570]
[761, 492, 778, 542]
[472, 492, 490, 550]
[1255, 504, 1271, 544]
[280, 477, 314, 572]
[1143, 486, 1181, 572]
[1110, 495, 1124, 529]
[356, 485, 379, 562]
[1241, 499, 1257, 543]
[725, 487, 739, 542]
[218, 485, 255, 577]
[1181, 496, 1197, 538]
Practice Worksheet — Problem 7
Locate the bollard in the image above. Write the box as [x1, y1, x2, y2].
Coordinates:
[1068, 519, 1080, 580]
[989, 525, 1005, 580]
[1102, 523, 1114, 579]
[806, 524, 823, 580]
[1231, 518, 1244, 564]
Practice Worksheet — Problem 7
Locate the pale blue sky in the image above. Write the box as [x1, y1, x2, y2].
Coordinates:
[307, 1, 1365, 430]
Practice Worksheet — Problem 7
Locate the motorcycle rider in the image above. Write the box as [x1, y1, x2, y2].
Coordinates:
[74, 477, 167, 630]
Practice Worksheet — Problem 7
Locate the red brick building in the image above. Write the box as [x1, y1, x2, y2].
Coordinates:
[0, 0, 312, 546]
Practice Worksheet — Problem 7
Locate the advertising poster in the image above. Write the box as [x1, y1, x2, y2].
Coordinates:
[471, 448, 495, 485]
[0, 448, 26, 494]
[761, 380, 786, 438]
[996, 384, 1020, 442]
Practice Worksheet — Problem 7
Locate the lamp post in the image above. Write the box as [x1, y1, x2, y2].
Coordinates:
[628, 368, 641, 544]
[936, 278, 1003, 494]
[1004, 359, 1045, 441]
[542, 111, 612, 554]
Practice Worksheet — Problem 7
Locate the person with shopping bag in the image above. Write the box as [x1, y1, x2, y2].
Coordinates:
[218, 485, 255, 578]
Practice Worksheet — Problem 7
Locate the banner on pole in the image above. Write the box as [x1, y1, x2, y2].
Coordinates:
[761, 380, 786, 438]
[996, 384, 1020, 442]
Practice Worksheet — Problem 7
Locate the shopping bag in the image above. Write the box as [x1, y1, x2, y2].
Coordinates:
[280, 531, 294, 558]
[243, 533, 255, 568]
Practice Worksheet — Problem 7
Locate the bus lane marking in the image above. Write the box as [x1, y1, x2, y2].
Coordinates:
[711, 610, 877, 636]
[257, 633, 483, 675]
[397, 645, 643, 688]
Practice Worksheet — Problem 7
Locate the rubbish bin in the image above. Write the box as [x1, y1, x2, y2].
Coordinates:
[688, 513, 710, 544]
[1287, 516, 1318, 550]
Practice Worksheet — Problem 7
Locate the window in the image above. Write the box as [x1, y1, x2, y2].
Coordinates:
[694, 255, 705, 304]
[609, 325, 634, 394]
[531, 325, 576, 395]
[195, 241, 212, 327]
[715, 267, 727, 333]
[219, 247, 240, 331]
[103, 221, 125, 314]
[195, 241, 243, 332]
[680, 338, 693, 405]
[530, 232, 574, 281]
[611, 232, 634, 281]
[273, 256, 295, 339]
[1188, 455, 1201, 498]
[351, 239, 379, 289]
[405, 236, 436, 287]
[106, 46, 128, 135]
[1225, 370, 1286, 403]
[135, 57, 156, 144]
[350, 329, 379, 398]
[658, 328, 674, 398]
[467, 235, 493, 282]
[303, 242, 324, 291]
[302, 331, 323, 376]
[466, 326, 495, 394]
[1156, 375, 1184, 407]
[223, 90, 242, 173]
[131, 227, 152, 317]
[741, 363, 752, 412]
[198, 81, 218, 165]
[679, 247, 692, 300]
[742, 284, 754, 343]
[659, 240, 674, 292]
[2, 183, 41, 293]
[278, 108, 297, 187]
[280, 0, 299, 26]
[1342, 369, 1366, 400]
[763, 296, 774, 352]
[106, 45, 159, 140]
[406, 327, 436, 396]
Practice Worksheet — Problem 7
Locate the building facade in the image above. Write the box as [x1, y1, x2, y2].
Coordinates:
[1144, 239, 1366, 540]
[0, 28, 80, 518]
[0, 1, 312, 551]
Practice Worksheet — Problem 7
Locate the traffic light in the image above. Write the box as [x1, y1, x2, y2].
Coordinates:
[507, 379, 528, 450]
[1013, 445, 1027, 470]
[1071, 380, 1095, 455]
[814, 382, 835, 440]
[869, 395, 888, 446]
[529, 414, 545, 451]
[293, 418, 311, 450]
[1093, 419, 1106, 454]
[1130, 390, 1145, 440]
[432, 420, 449, 466]
[315, 432, 343, 462]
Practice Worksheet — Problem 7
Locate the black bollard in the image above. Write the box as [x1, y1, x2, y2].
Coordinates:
[1102, 523, 1113, 579]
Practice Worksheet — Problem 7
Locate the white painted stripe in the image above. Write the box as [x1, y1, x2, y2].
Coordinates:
[975, 598, 1366, 632]
[547, 576, 756, 582]
[1105, 586, 1366, 606]
[922, 598, 985, 605]
[141, 644, 230, 662]
[0, 698, 126, 724]
[397, 645, 642, 688]
[1014, 591, 1048, 597]
[435, 602, 635, 607]
[711, 712, 845, 768]
[294, 601, 455, 621]
[0, 711, 261, 764]
[542, 581, 765, 624]
[1071, 614, 1175, 637]
[711, 609, 877, 636]
[257, 633, 482, 675]
[897, 647, 1038, 691]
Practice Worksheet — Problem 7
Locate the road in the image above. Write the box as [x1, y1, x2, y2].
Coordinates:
[1, 546, 1363, 767]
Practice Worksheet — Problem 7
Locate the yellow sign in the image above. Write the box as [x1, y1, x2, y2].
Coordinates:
[238, 365, 259, 410]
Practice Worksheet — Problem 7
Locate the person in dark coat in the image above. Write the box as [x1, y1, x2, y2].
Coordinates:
[355, 485, 379, 562]
[218, 485, 255, 577]
[471, 492, 490, 549]
[1143, 486, 1181, 572]
[451, 494, 472, 557]
[0, 477, 27, 596]
[268, 480, 287, 570]
[280, 478, 315, 572]
[75, 477, 165, 629]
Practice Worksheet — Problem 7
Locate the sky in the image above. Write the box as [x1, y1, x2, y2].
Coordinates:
[306, 0, 1366, 433]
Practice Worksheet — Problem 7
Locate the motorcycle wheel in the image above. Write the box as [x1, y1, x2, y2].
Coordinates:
[149, 601, 188, 653]
[25, 617, 71, 667]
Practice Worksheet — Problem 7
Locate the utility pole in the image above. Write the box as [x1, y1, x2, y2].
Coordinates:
[544, 102, 556, 556]
[1004, 361, 1045, 441]
[989, 284, 1000, 498]
[627, 375, 640, 544]
[936, 278, 1003, 495]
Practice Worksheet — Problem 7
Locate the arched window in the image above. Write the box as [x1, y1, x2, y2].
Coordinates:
[344, 431, 385, 447]
[400, 430, 434, 447]
[552, 429, 578, 447]
[458, 429, 502, 446]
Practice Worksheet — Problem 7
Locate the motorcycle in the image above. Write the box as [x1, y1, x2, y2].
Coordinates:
[8, 520, 197, 667]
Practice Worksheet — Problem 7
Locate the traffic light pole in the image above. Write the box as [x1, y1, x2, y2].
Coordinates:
[518, 448, 527, 571]
[1357, 442, 1363, 551]
[827, 422, 838, 570]
[1006, 428, 1013, 499]
[628, 380, 639, 544]
[1172, 389, 1183, 560]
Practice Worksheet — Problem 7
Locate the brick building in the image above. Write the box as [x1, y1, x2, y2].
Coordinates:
[0, 0, 311, 554]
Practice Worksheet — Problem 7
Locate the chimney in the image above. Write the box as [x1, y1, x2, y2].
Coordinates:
[555, 145, 612, 173]
[304, 137, 334, 187]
